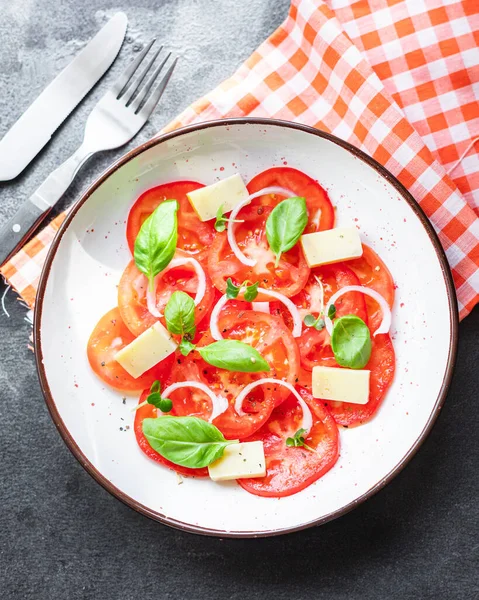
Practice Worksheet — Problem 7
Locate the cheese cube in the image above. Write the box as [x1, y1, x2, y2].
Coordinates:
[114, 321, 177, 379]
[300, 227, 363, 267]
[208, 441, 266, 481]
[186, 174, 249, 222]
[312, 366, 370, 405]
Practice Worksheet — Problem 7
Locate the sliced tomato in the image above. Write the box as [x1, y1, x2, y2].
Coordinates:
[320, 334, 396, 427]
[348, 244, 395, 332]
[246, 167, 335, 232]
[239, 387, 339, 497]
[118, 253, 215, 337]
[86, 308, 172, 392]
[134, 390, 208, 478]
[279, 263, 368, 373]
[126, 181, 215, 265]
[168, 310, 300, 439]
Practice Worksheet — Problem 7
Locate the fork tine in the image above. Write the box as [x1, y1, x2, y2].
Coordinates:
[123, 46, 163, 105]
[113, 38, 156, 98]
[135, 57, 178, 117]
[130, 52, 171, 113]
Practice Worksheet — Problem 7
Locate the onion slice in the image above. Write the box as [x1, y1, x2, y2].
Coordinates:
[227, 186, 295, 267]
[251, 302, 270, 313]
[146, 257, 206, 318]
[160, 381, 228, 422]
[210, 287, 302, 340]
[234, 378, 313, 434]
[325, 285, 392, 337]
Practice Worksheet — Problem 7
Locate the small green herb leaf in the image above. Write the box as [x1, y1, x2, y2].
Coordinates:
[146, 392, 162, 407]
[164, 291, 196, 337]
[134, 199, 178, 290]
[226, 277, 240, 299]
[150, 380, 161, 394]
[328, 304, 336, 319]
[179, 338, 196, 356]
[243, 281, 259, 302]
[315, 318, 325, 331]
[158, 398, 173, 413]
[142, 416, 238, 468]
[198, 339, 270, 373]
[303, 314, 325, 331]
[214, 204, 227, 232]
[285, 428, 315, 452]
[265, 197, 308, 267]
[331, 315, 371, 369]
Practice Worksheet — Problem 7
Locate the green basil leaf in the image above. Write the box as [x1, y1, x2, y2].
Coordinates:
[265, 197, 308, 267]
[142, 416, 237, 468]
[328, 304, 336, 319]
[331, 315, 371, 369]
[243, 281, 259, 302]
[198, 339, 270, 373]
[134, 199, 178, 289]
[179, 337, 196, 356]
[226, 278, 240, 299]
[164, 291, 196, 336]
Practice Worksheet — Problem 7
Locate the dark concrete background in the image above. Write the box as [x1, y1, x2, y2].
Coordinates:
[0, 1, 478, 598]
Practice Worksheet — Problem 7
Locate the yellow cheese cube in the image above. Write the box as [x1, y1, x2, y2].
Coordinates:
[186, 174, 249, 222]
[312, 366, 370, 405]
[114, 321, 177, 379]
[300, 227, 363, 267]
[208, 441, 266, 481]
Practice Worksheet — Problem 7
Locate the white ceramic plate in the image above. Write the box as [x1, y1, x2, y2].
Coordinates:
[35, 119, 458, 537]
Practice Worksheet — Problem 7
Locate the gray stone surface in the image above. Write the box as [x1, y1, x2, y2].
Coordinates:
[0, 1, 478, 599]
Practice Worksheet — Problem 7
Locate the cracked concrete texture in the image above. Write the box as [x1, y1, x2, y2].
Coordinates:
[0, 2, 478, 599]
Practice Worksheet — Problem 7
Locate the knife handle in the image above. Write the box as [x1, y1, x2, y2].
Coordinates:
[0, 200, 51, 266]
[0, 144, 92, 266]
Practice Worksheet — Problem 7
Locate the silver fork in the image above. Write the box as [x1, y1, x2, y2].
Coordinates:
[0, 41, 177, 265]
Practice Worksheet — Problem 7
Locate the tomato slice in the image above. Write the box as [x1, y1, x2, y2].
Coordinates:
[246, 167, 335, 232]
[168, 310, 300, 439]
[347, 244, 395, 332]
[118, 253, 215, 337]
[320, 334, 396, 427]
[239, 387, 339, 497]
[126, 181, 215, 265]
[278, 263, 368, 372]
[86, 308, 172, 392]
[134, 389, 208, 478]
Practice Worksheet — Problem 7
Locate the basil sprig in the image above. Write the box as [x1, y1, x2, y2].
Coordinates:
[198, 339, 270, 373]
[331, 315, 371, 369]
[285, 428, 314, 452]
[265, 197, 308, 267]
[214, 204, 245, 232]
[142, 415, 238, 468]
[164, 291, 196, 356]
[146, 380, 173, 413]
[226, 278, 259, 302]
[134, 199, 178, 290]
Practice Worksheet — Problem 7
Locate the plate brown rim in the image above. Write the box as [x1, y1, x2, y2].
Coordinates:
[34, 117, 459, 538]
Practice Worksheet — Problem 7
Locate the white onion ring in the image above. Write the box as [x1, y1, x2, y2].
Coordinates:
[160, 381, 228, 422]
[234, 378, 313, 434]
[209, 287, 302, 340]
[227, 186, 295, 266]
[251, 302, 270, 313]
[146, 257, 206, 318]
[325, 285, 392, 337]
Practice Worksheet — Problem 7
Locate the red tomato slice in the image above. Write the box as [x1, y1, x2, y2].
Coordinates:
[246, 167, 335, 232]
[239, 387, 339, 498]
[86, 308, 172, 392]
[348, 244, 395, 332]
[320, 334, 396, 427]
[279, 263, 368, 372]
[168, 310, 300, 439]
[118, 253, 215, 337]
[134, 390, 208, 478]
[126, 181, 215, 265]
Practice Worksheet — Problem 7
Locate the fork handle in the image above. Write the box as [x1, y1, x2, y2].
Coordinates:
[0, 144, 93, 266]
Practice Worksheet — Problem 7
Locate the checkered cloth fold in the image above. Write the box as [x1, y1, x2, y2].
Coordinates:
[2, 0, 478, 318]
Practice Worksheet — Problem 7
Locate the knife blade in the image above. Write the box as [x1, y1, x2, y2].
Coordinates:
[0, 12, 128, 181]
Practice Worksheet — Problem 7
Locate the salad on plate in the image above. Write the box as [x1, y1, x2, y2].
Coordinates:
[87, 167, 396, 498]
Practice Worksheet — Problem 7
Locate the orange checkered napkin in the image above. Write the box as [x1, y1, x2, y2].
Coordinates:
[2, 0, 479, 319]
